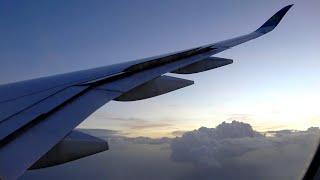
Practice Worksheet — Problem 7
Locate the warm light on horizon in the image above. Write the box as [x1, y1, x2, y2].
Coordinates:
[80, 88, 320, 138]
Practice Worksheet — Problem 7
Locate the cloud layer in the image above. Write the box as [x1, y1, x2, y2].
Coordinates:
[23, 121, 320, 180]
[170, 121, 320, 179]
[81, 121, 320, 179]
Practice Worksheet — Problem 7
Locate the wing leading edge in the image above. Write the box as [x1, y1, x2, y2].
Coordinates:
[0, 5, 292, 180]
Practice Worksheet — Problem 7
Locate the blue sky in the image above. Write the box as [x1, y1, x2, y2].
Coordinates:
[0, 0, 319, 137]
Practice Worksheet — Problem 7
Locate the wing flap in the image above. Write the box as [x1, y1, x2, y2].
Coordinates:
[171, 57, 233, 74]
[115, 75, 194, 101]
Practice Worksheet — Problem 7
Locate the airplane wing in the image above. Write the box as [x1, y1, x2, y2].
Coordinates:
[0, 5, 293, 180]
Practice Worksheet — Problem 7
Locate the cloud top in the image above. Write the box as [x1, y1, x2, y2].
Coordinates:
[170, 121, 320, 179]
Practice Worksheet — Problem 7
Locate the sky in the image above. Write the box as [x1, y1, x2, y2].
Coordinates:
[0, 0, 319, 137]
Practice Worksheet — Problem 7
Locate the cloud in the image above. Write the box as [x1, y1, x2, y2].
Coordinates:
[226, 113, 254, 122]
[117, 118, 173, 132]
[170, 121, 262, 166]
[78, 128, 172, 145]
[96, 116, 173, 130]
[90, 114, 146, 122]
[79, 129, 120, 137]
[171, 130, 187, 137]
[127, 122, 172, 130]
[122, 136, 172, 145]
[170, 121, 320, 179]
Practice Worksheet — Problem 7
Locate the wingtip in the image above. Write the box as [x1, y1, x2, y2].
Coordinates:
[285, 4, 294, 11]
[256, 4, 293, 34]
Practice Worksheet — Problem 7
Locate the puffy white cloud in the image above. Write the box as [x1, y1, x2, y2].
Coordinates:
[170, 121, 320, 179]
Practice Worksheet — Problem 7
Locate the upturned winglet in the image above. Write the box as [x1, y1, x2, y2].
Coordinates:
[255, 4, 293, 34]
